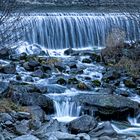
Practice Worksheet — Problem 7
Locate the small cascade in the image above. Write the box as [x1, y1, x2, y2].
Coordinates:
[53, 97, 81, 122]
[112, 115, 140, 135]
[22, 13, 140, 49]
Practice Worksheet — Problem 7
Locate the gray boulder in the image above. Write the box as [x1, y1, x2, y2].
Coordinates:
[89, 121, 117, 137]
[34, 119, 67, 138]
[0, 113, 13, 123]
[68, 115, 97, 134]
[42, 131, 80, 140]
[76, 94, 139, 119]
[0, 47, 10, 59]
[14, 120, 29, 135]
[13, 135, 39, 140]
[2, 62, 16, 74]
[0, 81, 9, 97]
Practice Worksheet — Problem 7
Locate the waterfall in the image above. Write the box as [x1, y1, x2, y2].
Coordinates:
[53, 97, 81, 122]
[23, 13, 140, 49]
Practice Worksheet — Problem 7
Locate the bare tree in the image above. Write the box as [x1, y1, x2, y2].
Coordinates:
[0, 0, 24, 48]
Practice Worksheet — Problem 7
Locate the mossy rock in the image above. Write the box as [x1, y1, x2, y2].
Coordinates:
[82, 58, 92, 64]
[124, 79, 136, 88]
[68, 78, 79, 85]
[57, 78, 67, 85]
[77, 82, 89, 90]
[90, 53, 101, 62]
[92, 80, 101, 87]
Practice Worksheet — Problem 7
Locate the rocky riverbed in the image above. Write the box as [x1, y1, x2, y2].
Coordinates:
[0, 41, 140, 140]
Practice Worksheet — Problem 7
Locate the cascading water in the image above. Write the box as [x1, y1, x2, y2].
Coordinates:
[53, 98, 81, 122]
[23, 13, 140, 49]
[53, 97, 81, 122]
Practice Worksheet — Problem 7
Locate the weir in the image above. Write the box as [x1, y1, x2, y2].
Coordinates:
[23, 13, 140, 49]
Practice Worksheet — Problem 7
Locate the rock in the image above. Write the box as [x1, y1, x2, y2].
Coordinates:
[77, 82, 90, 90]
[101, 46, 123, 65]
[23, 62, 33, 71]
[42, 131, 80, 140]
[30, 119, 42, 130]
[35, 83, 66, 94]
[11, 92, 40, 106]
[13, 135, 39, 140]
[20, 52, 27, 60]
[68, 77, 79, 85]
[68, 115, 97, 134]
[29, 106, 46, 122]
[31, 69, 45, 78]
[5, 120, 13, 126]
[57, 78, 67, 85]
[68, 61, 77, 69]
[77, 133, 90, 140]
[55, 62, 66, 72]
[102, 70, 121, 82]
[28, 59, 40, 68]
[92, 80, 101, 87]
[47, 84, 66, 93]
[90, 53, 101, 62]
[82, 58, 92, 63]
[14, 120, 29, 135]
[89, 121, 117, 137]
[124, 79, 136, 88]
[64, 48, 74, 55]
[77, 94, 139, 119]
[0, 134, 4, 140]
[0, 113, 13, 123]
[34, 119, 67, 138]
[28, 106, 46, 129]
[38, 94, 54, 114]
[1, 62, 16, 74]
[16, 75, 22, 81]
[0, 81, 9, 97]
[15, 112, 31, 120]
[0, 47, 10, 59]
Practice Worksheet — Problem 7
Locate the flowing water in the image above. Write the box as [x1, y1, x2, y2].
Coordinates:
[13, 11, 140, 135]
[22, 13, 140, 49]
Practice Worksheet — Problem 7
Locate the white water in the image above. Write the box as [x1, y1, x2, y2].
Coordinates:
[22, 13, 140, 49]
[53, 98, 81, 122]
[112, 114, 140, 135]
[53, 97, 81, 122]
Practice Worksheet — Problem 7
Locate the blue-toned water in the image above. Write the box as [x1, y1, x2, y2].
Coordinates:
[23, 13, 140, 49]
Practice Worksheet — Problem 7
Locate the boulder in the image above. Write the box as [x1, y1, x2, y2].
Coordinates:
[124, 79, 136, 88]
[13, 135, 39, 140]
[35, 84, 66, 94]
[34, 119, 67, 138]
[64, 48, 75, 55]
[11, 92, 40, 106]
[0, 62, 16, 74]
[76, 94, 139, 119]
[102, 70, 121, 82]
[90, 53, 101, 62]
[28, 59, 40, 68]
[0, 81, 9, 97]
[15, 112, 31, 120]
[0, 113, 13, 123]
[41, 131, 80, 140]
[82, 58, 92, 64]
[14, 120, 29, 135]
[68, 115, 97, 134]
[0, 47, 10, 59]
[89, 121, 117, 137]
[37, 94, 54, 114]
[31, 69, 45, 78]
